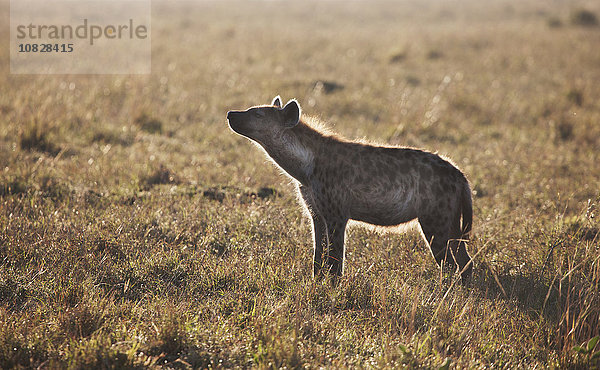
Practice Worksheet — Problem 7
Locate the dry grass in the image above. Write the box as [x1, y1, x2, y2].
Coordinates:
[1, 0, 600, 368]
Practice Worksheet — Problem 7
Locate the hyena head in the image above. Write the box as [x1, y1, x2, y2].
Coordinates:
[226, 96, 301, 143]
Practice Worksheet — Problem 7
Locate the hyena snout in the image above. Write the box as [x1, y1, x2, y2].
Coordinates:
[226, 110, 244, 123]
[226, 111, 248, 135]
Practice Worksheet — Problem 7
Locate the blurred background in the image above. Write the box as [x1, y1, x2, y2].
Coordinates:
[1, 0, 599, 368]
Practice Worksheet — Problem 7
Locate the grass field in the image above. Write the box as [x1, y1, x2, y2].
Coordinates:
[1, 0, 600, 368]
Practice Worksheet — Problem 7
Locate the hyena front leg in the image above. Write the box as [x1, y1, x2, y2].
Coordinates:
[300, 185, 330, 278]
[324, 219, 348, 277]
[311, 214, 328, 278]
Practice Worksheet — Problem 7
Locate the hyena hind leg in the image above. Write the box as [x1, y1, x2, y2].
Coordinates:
[451, 237, 473, 281]
[448, 210, 473, 282]
[419, 216, 473, 282]
[419, 222, 457, 271]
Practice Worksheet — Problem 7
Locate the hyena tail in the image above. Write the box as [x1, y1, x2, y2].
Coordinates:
[460, 181, 473, 239]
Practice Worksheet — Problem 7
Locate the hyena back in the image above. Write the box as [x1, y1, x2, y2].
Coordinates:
[227, 96, 473, 282]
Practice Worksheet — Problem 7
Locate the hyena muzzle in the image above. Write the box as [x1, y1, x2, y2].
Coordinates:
[227, 96, 473, 283]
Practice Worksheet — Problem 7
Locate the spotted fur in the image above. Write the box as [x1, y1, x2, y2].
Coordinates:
[227, 96, 473, 282]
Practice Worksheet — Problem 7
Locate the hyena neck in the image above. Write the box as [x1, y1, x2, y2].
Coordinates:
[262, 121, 320, 185]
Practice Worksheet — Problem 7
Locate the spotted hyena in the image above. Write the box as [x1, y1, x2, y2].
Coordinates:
[227, 96, 473, 282]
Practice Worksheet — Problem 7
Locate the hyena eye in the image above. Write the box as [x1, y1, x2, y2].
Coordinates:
[254, 111, 265, 118]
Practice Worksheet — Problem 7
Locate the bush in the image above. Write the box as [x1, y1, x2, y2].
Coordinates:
[134, 113, 163, 134]
[571, 9, 598, 27]
[143, 164, 181, 189]
[547, 16, 563, 28]
[19, 119, 60, 155]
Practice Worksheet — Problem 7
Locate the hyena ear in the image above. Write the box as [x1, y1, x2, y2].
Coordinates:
[282, 99, 301, 128]
[272, 96, 282, 108]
